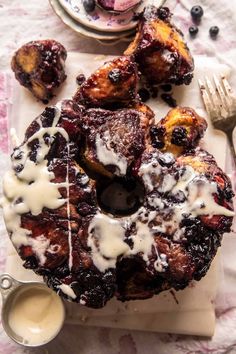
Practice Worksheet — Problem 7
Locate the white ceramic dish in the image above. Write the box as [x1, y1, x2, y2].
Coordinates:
[58, 0, 146, 32]
[49, 0, 135, 42]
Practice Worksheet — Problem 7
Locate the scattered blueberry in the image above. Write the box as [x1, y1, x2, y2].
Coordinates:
[160, 84, 172, 92]
[190, 5, 204, 21]
[138, 88, 150, 102]
[83, 0, 96, 13]
[76, 73, 86, 85]
[209, 26, 219, 38]
[189, 26, 199, 37]
[150, 86, 158, 98]
[161, 93, 177, 108]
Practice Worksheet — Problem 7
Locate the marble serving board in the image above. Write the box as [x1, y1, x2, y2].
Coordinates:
[6, 52, 230, 336]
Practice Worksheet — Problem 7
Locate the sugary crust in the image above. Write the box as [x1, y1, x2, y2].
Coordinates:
[73, 56, 138, 108]
[125, 6, 194, 85]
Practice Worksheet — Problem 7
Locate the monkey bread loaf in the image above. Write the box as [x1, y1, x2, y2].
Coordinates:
[3, 5, 234, 309]
[2, 101, 234, 308]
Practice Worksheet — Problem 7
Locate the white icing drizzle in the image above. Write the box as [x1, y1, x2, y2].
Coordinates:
[138, 154, 161, 192]
[154, 251, 168, 272]
[158, 174, 176, 193]
[88, 213, 129, 272]
[95, 131, 127, 175]
[128, 221, 153, 262]
[66, 144, 73, 270]
[1, 106, 70, 266]
[58, 284, 77, 299]
[172, 166, 196, 194]
[88, 156, 234, 273]
[29, 235, 50, 266]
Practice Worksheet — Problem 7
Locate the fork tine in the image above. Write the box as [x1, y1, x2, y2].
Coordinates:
[205, 76, 220, 108]
[213, 74, 230, 111]
[221, 75, 233, 96]
[198, 79, 214, 114]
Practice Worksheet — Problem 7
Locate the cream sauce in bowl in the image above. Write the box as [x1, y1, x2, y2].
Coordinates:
[1, 279, 65, 347]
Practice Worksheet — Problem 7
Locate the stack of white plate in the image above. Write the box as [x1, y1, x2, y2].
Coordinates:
[49, 0, 165, 44]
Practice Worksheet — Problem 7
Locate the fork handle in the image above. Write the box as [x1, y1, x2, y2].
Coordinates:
[226, 131, 236, 194]
[227, 131, 236, 167]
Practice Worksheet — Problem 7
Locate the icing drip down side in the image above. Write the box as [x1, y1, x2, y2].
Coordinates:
[1, 106, 71, 266]
[87, 152, 234, 273]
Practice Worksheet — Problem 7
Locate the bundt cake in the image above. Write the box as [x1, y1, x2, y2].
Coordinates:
[2, 101, 234, 308]
[3, 5, 234, 309]
[11, 40, 67, 103]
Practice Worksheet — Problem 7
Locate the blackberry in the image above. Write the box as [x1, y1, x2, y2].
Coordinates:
[158, 7, 170, 20]
[171, 126, 188, 146]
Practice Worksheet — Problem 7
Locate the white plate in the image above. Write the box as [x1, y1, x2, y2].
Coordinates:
[49, 0, 135, 42]
[58, 0, 146, 32]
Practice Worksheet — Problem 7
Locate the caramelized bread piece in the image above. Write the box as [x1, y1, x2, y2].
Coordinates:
[73, 56, 138, 108]
[150, 107, 207, 156]
[80, 108, 145, 177]
[11, 40, 67, 103]
[125, 6, 194, 85]
[130, 101, 155, 132]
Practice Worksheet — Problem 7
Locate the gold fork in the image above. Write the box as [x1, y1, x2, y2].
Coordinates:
[198, 75, 236, 165]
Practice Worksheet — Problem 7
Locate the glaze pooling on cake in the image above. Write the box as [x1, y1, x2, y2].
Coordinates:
[2, 106, 69, 263]
[95, 132, 128, 175]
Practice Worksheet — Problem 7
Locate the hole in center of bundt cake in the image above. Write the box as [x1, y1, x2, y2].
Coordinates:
[96, 177, 145, 216]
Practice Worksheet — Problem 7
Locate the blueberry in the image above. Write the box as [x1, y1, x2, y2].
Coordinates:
[160, 84, 172, 92]
[189, 26, 199, 36]
[160, 93, 177, 108]
[83, 0, 96, 13]
[138, 88, 150, 102]
[209, 26, 219, 38]
[158, 153, 175, 167]
[76, 73, 86, 85]
[190, 5, 204, 20]
[108, 69, 122, 84]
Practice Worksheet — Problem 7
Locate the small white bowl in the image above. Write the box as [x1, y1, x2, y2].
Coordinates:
[0, 274, 65, 347]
